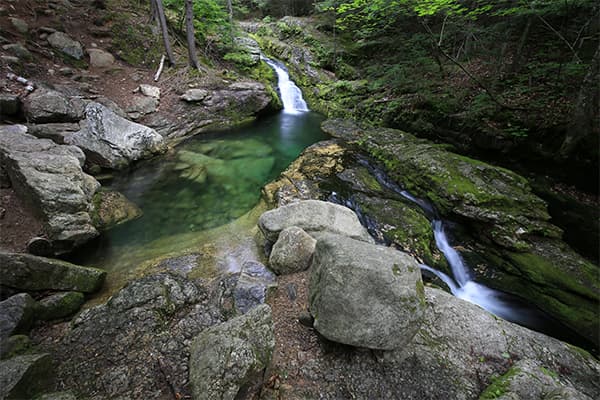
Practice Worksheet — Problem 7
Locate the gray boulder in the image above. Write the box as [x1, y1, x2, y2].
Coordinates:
[22, 88, 83, 123]
[0, 125, 99, 251]
[309, 233, 425, 350]
[0, 252, 106, 293]
[233, 261, 277, 314]
[36, 291, 85, 321]
[0, 354, 53, 399]
[189, 304, 274, 400]
[258, 199, 373, 243]
[66, 102, 166, 169]
[47, 32, 83, 60]
[0, 294, 36, 341]
[26, 122, 79, 144]
[180, 88, 209, 102]
[87, 48, 114, 68]
[126, 96, 158, 119]
[269, 226, 316, 274]
[140, 84, 160, 99]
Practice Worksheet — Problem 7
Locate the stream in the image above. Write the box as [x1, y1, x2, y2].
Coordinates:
[72, 56, 593, 352]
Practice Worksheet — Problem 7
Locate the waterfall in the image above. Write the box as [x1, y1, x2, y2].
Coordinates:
[262, 55, 309, 114]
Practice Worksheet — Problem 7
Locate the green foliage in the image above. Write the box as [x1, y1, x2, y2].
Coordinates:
[164, 0, 231, 46]
[223, 51, 255, 70]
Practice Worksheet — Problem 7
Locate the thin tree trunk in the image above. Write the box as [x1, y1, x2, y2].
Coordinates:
[185, 0, 199, 69]
[509, 17, 532, 74]
[153, 0, 175, 66]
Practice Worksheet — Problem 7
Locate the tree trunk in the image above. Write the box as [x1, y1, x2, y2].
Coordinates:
[153, 0, 175, 66]
[559, 42, 600, 158]
[185, 0, 199, 69]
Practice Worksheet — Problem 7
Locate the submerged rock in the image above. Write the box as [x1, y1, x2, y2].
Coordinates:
[90, 190, 142, 231]
[0, 354, 53, 399]
[309, 233, 425, 350]
[189, 304, 274, 400]
[66, 102, 166, 169]
[0, 125, 99, 251]
[0, 252, 106, 293]
[258, 199, 373, 243]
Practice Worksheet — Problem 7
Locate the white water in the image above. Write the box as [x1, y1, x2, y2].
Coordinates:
[262, 56, 309, 114]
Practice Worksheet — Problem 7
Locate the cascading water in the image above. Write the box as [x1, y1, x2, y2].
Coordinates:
[261, 55, 309, 114]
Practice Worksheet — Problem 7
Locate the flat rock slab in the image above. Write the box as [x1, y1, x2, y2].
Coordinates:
[189, 304, 274, 400]
[0, 354, 53, 399]
[66, 102, 166, 169]
[258, 199, 373, 243]
[309, 233, 425, 350]
[0, 125, 99, 251]
[0, 252, 106, 293]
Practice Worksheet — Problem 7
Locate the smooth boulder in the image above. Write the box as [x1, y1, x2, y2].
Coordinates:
[0, 252, 106, 293]
[309, 233, 425, 350]
[0, 294, 36, 341]
[189, 304, 275, 400]
[269, 226, 316, 274]
[258, 200, 373, 243]
[0, 125, 99, 251]
[66, 102, 166, 169]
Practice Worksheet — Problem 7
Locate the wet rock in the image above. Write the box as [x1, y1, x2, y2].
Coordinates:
[22, 88, 83, 123]
[86, 48, 114, 67]
[269, 226, 316, 274]
[9, 18, 29, 34]
[2, 43, 32, 61]
[0, 354, 53, 399]
[0, 252, 106, 293]
[189, 304, 274, 400]
[47, 32, 83, 60]
[51, 272, 228, 398]
[140, 84, 160, 99]
[66, 102, 166, 169]
[0, 94, 20, 116]
[0, 125, 99, 251]
[309, 233, 425, 350]
[36, 291, 85, 321]
[258, 199, 373, 243]
[0, 293, 36, 341]
[90, 190, 142, 231]
[26, 122, 80, 144]
[234, 261, 277, 314]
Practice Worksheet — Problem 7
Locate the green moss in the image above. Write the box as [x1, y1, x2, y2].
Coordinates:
[392, 264, 401, 276]
[539, 366, 558, 380]
[479, 366, 521, 400]
[415, 280, 426, 307]
[109, 12, 162, 67]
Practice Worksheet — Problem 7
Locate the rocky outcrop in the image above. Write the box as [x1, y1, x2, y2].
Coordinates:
[66, 102, 166, 169]
[0, 354, 53, 399]
[0, 252, 106, 293]
[189, 304, 274, 400]
[321, 118, 599, 346]
[22, 88, 84, 123]
[258, 199, 373, 243]
[0, 294, 36, 341]
[0, 125, 99, 251]
[309, 233, 425, 350]
[47, 32, 83, 60]
[269, 226, 316, 274]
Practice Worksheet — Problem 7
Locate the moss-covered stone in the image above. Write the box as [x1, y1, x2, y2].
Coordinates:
[36, 292, 85, 321]
[0, 335, 32, 360]
[479, 366, 521, 400]
[90, 190, 142, 231]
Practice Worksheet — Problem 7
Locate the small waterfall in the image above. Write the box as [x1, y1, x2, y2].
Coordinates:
[262, 55, 309, 114]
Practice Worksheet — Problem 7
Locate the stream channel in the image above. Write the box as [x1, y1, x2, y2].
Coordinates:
[73, 56, 593, 352]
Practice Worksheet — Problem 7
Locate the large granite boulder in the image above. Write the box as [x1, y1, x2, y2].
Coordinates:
[66, 102, 166, 169]
[0, 252, 106, 293]
[258, 199, 373, 243]
[309, 233, 425, 350]
[321, 118, 600, 347]
[47, 32, 84, 60]
[269, 226, 316, 274]
[0, 293, 36, 341]
[189, 304, 274, 400]
[22, 88, 84, 123]
[0, 125, 99, 252]
[0, 354, 53, 399]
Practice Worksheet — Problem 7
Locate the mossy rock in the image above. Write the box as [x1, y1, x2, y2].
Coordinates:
[36, 292, 85, 321]
[91, 190, 142, 231]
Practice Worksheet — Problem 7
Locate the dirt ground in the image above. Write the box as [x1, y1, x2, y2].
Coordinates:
[0, 187, 44, 252]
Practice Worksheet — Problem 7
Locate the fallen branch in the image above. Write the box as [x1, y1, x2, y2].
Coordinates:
[154, 55, 166, 82]
[6, 73, 35, 92]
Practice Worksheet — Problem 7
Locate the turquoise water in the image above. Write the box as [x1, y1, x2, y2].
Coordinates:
[75, 111, 325, 266]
